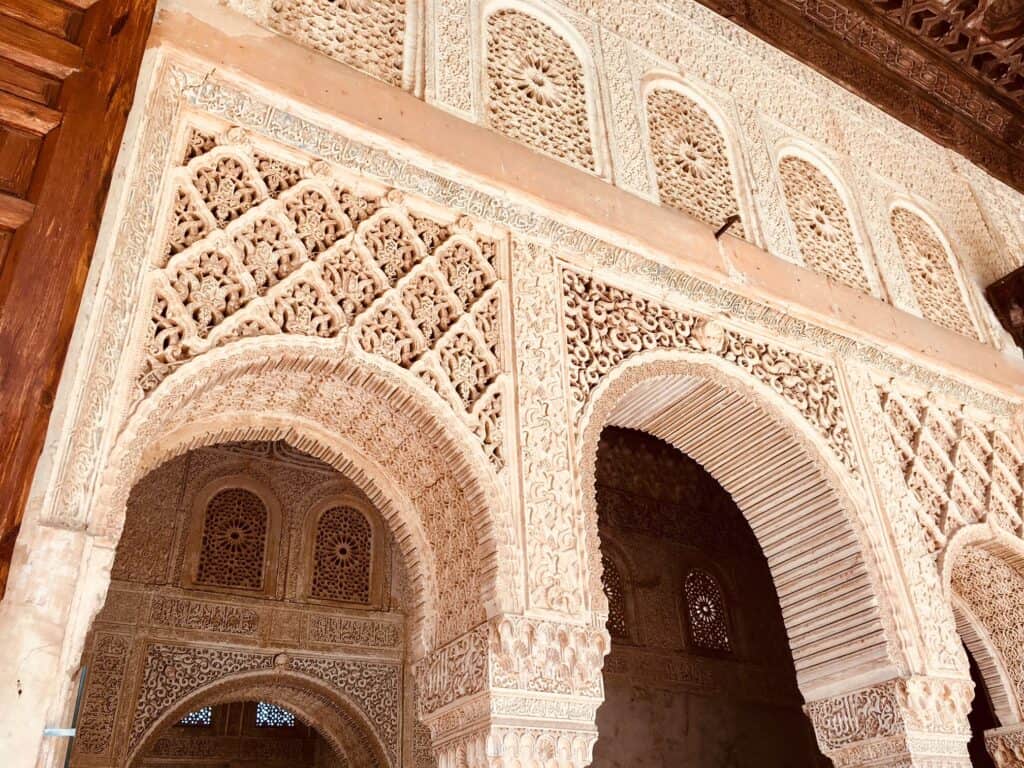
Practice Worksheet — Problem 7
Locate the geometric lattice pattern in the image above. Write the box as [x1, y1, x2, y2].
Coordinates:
[889, 206, 980, 340]
[260, 0, 406, 87]
[195, 488, 269, 591]
[877, 382, 1024, 553]
[600, 552, 628, 640]
[485, 9, 596, 172]
[255, 702, 296, 728]
[777, 155, 871, 293]
[683, 569, 731, 653]
[142, 125, 508, 467]
[178, 707, 212, 727]
[646, 88, 745, 237]
[311, 506, 373, 604]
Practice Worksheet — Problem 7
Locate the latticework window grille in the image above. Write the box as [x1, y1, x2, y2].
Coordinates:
[255, 702, 296, 728]
[684, 569, 731, 652]
[195, 488, 269, 590]
[889, 206, 980, 340]
[484, 9, 595, 171]
[601, 552, 628, 640]
[646, 87, 744, 237]
[778, 155, 871, 293]
[311, 505, 373, 604]
[179, 707, 212, 727]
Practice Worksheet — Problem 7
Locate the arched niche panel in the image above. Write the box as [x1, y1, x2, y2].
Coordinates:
[303, 494, 387, 609]
[182, 475, 283, 597]
[776, 149, 874, 294]
[222, 0, 422, 93]
[480, 0, 606, 175]
[642, 78, 747, 239]
[889, 202, 984, 341]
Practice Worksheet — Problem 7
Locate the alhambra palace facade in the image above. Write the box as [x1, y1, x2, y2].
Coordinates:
[2, 0, 1024, 767]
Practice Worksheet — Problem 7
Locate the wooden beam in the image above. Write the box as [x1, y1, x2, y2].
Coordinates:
[0, 15, 82, 79]
[0, 90, 62, 134]
[0, 0, 81, 39]
[0, 191, 33, 229]
[0, 0, 159, 597]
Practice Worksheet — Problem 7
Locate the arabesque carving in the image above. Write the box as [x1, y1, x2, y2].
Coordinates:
[877, 381, 1024, 553]
[144, 126, 509, 468]
[484, 8, 596, 172]
[561, 268, 858, 474]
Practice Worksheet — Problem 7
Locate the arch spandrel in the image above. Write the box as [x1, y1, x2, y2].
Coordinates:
[91, 338, 515, 654]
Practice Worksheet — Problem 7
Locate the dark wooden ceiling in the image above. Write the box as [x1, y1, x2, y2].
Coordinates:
[695, 0, 1024, 191]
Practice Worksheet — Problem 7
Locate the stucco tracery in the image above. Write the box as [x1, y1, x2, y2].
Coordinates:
[5, 3, 1024, 763]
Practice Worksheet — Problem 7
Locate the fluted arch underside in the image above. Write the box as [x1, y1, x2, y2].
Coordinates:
[587, 368, 893, 696]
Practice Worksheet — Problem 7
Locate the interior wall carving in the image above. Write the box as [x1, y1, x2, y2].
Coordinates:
[8, 17, 1024, 764]
[643, 84, 745, 237]
[776, 152, 873, 294]
[70, 444, 406, 768]
[876, 379, 1024, 555]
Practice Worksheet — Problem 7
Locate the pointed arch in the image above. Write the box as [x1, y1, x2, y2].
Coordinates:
[479, 0, 608, 175]
[888, 198, 985, 341]
[776, 143, 878, 296]
[577, 351, 903, 699]
[640, 73, 753, 241]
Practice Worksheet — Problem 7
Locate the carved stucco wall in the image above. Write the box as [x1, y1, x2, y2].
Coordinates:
[70, 443, 416, 768]
[4, 4, 1024, 765]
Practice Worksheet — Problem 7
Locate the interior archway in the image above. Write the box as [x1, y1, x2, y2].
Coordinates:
[592, 426, 827, 766]
[69, 439, 427, 768]
[941, 528, 1024, 767]
[92, 341, 514, 653]
[578, 354, 902, 700]
[128, 674, 389, 768]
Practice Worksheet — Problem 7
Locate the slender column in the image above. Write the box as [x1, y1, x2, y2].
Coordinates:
[986, 725, 1024, 767]
[805, 677, 973, 767]
[416, 615, 607, 768]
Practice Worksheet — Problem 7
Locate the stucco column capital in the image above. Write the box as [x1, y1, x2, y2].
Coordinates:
[415, 614, 608, 767]
[804, 676, 973, 767]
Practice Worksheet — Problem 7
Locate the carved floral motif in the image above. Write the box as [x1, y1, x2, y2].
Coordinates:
[143, 128, 509, 467]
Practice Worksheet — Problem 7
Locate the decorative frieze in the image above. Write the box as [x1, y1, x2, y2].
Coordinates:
[150, 595, 260, 636]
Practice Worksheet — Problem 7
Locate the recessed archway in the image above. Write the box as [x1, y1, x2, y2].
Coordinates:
[127, 670, 390, 768]
[577, 352, 901, 699]
[91, 339, 515, 655]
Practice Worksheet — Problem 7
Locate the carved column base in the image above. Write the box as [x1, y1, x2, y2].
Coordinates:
[805, 677, 973, 767]
[416, 615, 607, 768]
[986, 724, 1024, 767]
